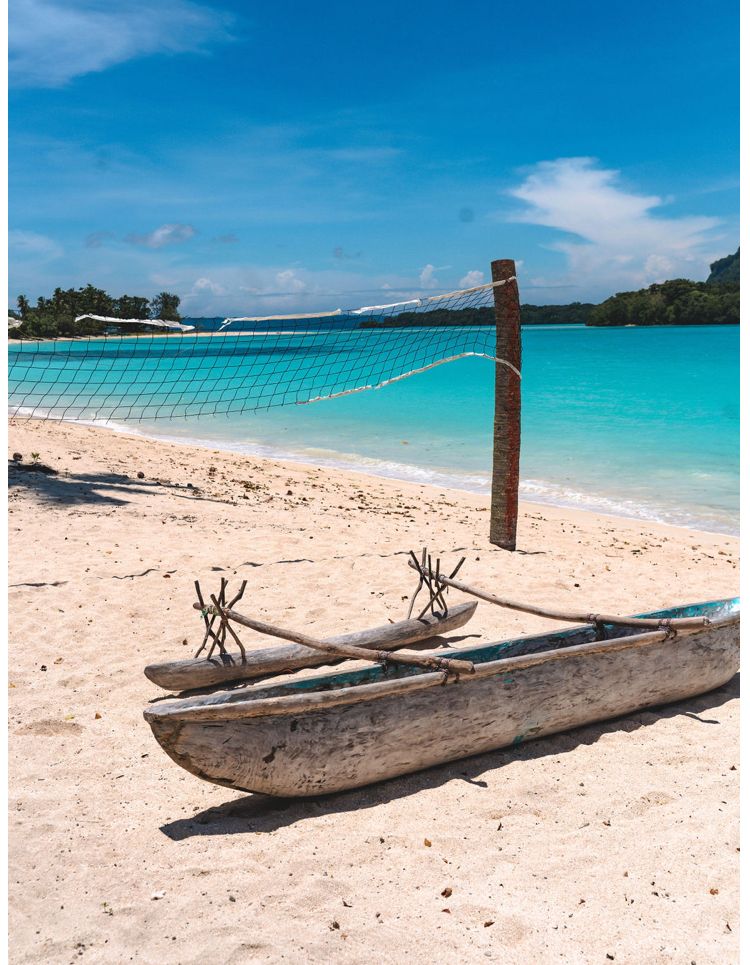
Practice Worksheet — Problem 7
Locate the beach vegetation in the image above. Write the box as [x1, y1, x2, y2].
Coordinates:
[149, 292, 182, 322]
[587, 277, 739, 327]
[587, 249, 739, 326]
[8, 285, 182, 339]
[359, 302, 595, 328]
[521, 302, 596, 324]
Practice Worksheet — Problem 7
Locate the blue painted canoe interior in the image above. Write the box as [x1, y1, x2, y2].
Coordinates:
[185, 597, 739, 707]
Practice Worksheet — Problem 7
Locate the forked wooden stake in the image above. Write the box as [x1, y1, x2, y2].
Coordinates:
[194, 579, 248, 658]
[406, 549, 429, 619]
[206, 578, 229, 658]
[415, 555, 465, 620]
[210, 592, 247, 661]
[195, 602, 475, 677]
[193, 581, 222, 658]
[407, 559, 711, 631]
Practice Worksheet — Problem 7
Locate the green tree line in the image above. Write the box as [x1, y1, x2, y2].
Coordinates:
[9, 285, 181, 339]
[359, 303, 595, 328]
[587, 278, 739, 327]
[521, 302, 595, 324]
[361, 251, 740, 329]
[588, 249, 740, 326]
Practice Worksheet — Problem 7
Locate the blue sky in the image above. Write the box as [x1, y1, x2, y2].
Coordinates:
[9, 0, 739, 315]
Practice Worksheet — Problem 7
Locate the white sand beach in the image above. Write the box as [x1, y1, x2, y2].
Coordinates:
[8, 418, 739, 964]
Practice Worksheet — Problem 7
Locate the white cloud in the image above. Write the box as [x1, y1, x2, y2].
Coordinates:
[149, 263, 416, 315]
[459, 269, 484, 288]
[8, 242, 486, 316]
[507, 157, 723, 291]
[9, 0, 232, 88]
[275, 269, 307, 293]
[419, 264, 439, 289]
[9, 230, 63, 260]
[127, 223, 197, 248]
[191, 277, 225, 296]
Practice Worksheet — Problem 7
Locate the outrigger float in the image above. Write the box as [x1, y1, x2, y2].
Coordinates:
[144, 553, 740, 797]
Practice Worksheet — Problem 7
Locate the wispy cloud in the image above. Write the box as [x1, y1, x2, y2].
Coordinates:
[320, 147, 402, 163]
[191, 277, 226, 297]
[275, 269, 307, 293]
[85, 230, 115, 249]
[9, 230, 63, 260]
[507, 157, 723, 291]
[132, 262, 460, 315]
[126, 223, 197, 248]
[9, 0, 232, 88]
[171, 264, 349, 314]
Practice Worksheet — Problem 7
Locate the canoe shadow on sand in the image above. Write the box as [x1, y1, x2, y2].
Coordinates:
[160, 672, 739, 840]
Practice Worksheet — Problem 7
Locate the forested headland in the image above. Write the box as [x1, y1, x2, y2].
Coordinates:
[359, 252, 739, 329]
[587, 250, 740, 327]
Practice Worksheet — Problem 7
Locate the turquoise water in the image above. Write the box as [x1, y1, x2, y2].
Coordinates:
[9, 324, 739, 533]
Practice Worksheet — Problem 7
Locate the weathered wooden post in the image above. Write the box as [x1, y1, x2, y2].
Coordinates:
[489, 259, 521, 550]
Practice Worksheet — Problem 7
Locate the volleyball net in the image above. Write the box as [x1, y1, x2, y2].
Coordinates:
[7, 278, 518, 423]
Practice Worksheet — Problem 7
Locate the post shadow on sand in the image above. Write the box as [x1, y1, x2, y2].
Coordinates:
[159, 672, 739, 841]
[8, 460, 225, 508]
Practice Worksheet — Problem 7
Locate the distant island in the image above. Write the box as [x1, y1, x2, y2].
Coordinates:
[588, 249, 740, 326]
[361, 250, 739, 329]
[8, 285, 182, 339]
[358, 302, 596, 328]
[521, 302, 596, 324]
[9, 250, 739, 337]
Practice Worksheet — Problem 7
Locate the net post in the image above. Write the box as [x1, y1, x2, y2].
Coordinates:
[489, 259, 521, 550]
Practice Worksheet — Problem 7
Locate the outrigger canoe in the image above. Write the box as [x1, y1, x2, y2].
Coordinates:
[144, 597, 739, 797]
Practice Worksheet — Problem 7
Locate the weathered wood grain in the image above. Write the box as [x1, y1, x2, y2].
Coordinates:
[144, 599, 739, 797]
[490, 258, 521, 550]
[413, 564, 710, 630]
[144, 619, 731, 723]
[144, 601, 477, 691]
[192, 602, 476, 676]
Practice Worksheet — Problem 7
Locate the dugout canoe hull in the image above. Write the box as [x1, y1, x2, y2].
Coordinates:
[144, 598, 739, 797]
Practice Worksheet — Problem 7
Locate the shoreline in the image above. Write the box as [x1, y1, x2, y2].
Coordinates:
[9, 413, 739, 538]
[8, 415, 739, 964]
[7, 321, 740, 344]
